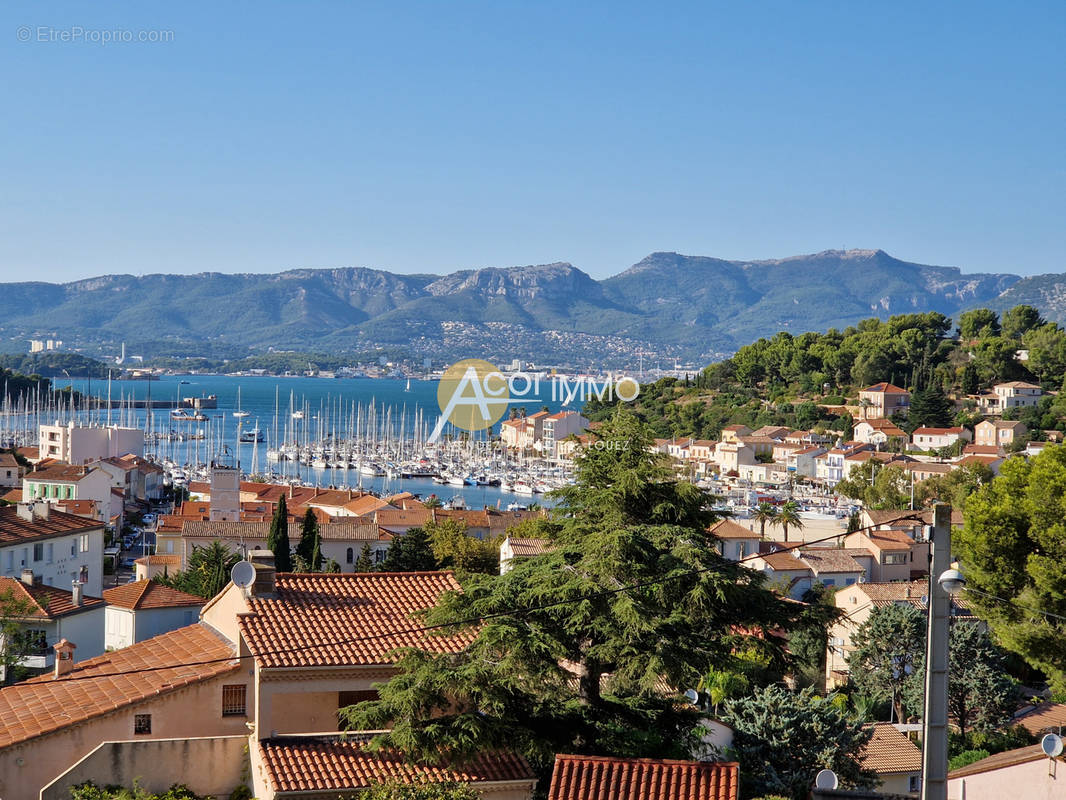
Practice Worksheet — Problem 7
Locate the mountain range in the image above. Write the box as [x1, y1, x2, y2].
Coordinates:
[3, 249, 1063, 366]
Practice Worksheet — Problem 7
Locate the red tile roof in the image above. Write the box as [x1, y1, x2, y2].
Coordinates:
[505, 537, 551, 556]
[26, 464, 96, 482]
[0, 577, 104, 619]
[861, 723, 922, 774]
[710, 520, 760, 539]
[0, 623, 238, 749]
[1014, 702, 1066, 735]
[547, 754, 739, 800]
[948, 744, 1048, 778]
[863, 382, 909, 394]
[134, 554, 181, 567]
[0, 505, 101, 546]
[259, 737, 535, 794]
[237, 572, 470, 669]
[103, 579, 205, 610]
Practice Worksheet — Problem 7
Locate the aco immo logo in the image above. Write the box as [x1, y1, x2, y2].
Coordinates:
[428, 359, 639, 443]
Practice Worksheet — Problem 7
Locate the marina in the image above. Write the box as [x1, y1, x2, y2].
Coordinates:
[3, 374, 588, 508]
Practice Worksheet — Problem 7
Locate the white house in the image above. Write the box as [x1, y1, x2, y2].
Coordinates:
[22, 465, 121, 528]
[0, 502, 105, 597]
[911, 427, 971, 452]
[541, 411, 588, 457]
[103, 580, 205, 651]
[37, 422, 144, 465]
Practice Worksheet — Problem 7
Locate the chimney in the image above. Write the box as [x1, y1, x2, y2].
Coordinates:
[71, 580, 83, 607]
[16, 502, 33, 522]
[34, 501, 50, 521]
[20, 568, 34, 586]
[53, 639, 76, 678]
[248, 549, 276, 596]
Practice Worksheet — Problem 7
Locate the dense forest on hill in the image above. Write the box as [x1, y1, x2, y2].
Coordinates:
[584, 305, 1066, 440]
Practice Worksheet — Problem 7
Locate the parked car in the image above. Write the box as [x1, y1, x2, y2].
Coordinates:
[142, 513, 156, 523]
[119, 558, 136, 570]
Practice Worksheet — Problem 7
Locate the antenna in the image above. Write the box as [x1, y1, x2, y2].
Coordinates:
[230, 560, 256, 589]
[814, 769, 839, 790]
[1042, 733, 1064, 758]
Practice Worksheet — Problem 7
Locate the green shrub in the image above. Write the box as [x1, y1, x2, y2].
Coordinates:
[949, 749, 990, 771]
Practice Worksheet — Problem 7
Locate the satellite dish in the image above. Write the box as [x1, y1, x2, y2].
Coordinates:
[230, 560, 256, 589]
[814, 769, 839, 789]
[683, 689, 701, 706]
[1042, 733, 1064, 758]
[920, 594, 929, 607]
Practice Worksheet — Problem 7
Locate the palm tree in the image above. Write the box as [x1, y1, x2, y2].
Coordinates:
[753, 502, 779, 537]
[774, 500, 805, 543]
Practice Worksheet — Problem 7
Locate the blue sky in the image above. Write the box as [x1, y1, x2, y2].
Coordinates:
[1, 1, 1063, 282]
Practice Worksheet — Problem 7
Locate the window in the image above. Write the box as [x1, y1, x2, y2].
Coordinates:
[346, 547, 354, 564]
[374, 549, 386, 564]
[33, 543, 43, 562]
[221, 684, 247, 716]
[909, 775, 921, 792]
[46, 543, 53, 564]
[884, 553, 908, 565]
[71, 542, 77, 557]
[79, 565, 88, 584]
[15, 629, 48, 656]
[134, 714, 152, 734]
[821, 578, 836, 587]
[80, 534, 90, 553]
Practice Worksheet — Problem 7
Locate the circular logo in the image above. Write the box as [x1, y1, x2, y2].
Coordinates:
[437, 359, 509, 432]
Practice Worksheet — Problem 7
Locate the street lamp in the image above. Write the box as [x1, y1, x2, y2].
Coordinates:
[922, 503, 960, 800]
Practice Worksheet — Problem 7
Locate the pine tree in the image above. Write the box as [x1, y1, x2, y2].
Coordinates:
[341, 408, 805, 773]
[908, 384, 953, 430]
[295, 508, 322, 571]
[846, 604, 925, 722]
[354, 543, 374, 572]
[267, 495, 292, 572]
[380, 525, 437, 572]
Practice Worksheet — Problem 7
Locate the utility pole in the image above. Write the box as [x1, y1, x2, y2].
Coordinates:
[921, 503, 952, 800]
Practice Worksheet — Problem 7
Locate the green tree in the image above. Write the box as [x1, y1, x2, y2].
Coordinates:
[380, 525, 438, 572]
[915, 462, 993, 510]
[846, 604, 925, 722]
[753, 502, 779, 537]
[721, 685, 875, 800]
[901, 621, 1016, 740]
[267, 495, 292, 572]
[787, 585, 842, 689]
[424, 519, 499, 575]
[157, 540, 241, 600]
[960, 362, 979, 395]
[773, 500, 804, 543]
[1002, 304, 1044, 340]
[340, 409, 804, 773]
[954, 447, 1066, 692]
[958, 309, 1001, 340]
[835, 462, 910, 510]
[908, 384, 953, 430]
[295, 508, 322, 571]
[354, 543, 375, 572]
[422, 495, 443, 509]
[1, 586, 48, 683]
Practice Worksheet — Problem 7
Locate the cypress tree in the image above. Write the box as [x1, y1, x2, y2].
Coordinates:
[296, 507, 322, 571]
[267, 494, 293, 572]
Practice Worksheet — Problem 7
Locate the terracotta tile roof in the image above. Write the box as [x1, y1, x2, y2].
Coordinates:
[17, 446, 39, 460]
[798, 548, 866, 574]
[374, 508, 434, 529]
[758, 551, 813, 572]
[343, 495, 395, 515]
[0, 577, 104, 619]
[862, 382, 909, 394]
[1015, 702, 1066, 735]
[55, 499, 98, 518]
[709, 520, 760, 539]
[1, 488, 23, 503]
[134, 553, 182, 566]
[849, 528, 914, 551]
[860, 723, 922, 774]
[0, 453, 18, 468]
[958, 454, 1004, 467]
[995, 381, 1042, 390]
[912, 427, 965, 436]
[505, 537, 551, 556]
[260, 736, 534, 794]
[181, 519, 385, 542]
[0, 505, 101, 546]
[547, 754, 739, 800]
[0, 623, 238, 749]
[904, 462, 955, 476]
[104, 579, 205, 610]
[26, 464, 96, 482]
[948, 744, 1048, 778]
[238, 572, 470, 669]
[850, 580, 975, 617]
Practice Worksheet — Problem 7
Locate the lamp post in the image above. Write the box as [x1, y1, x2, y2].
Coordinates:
[921, 503, 964, 800]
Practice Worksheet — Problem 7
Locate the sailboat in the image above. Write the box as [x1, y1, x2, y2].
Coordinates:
[405, 378, 411, 392]
[233, 386, 250, 418]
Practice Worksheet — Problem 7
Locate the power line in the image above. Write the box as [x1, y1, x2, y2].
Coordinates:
[3, 512, 927, 689]
[963, 586, 1066, 624]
